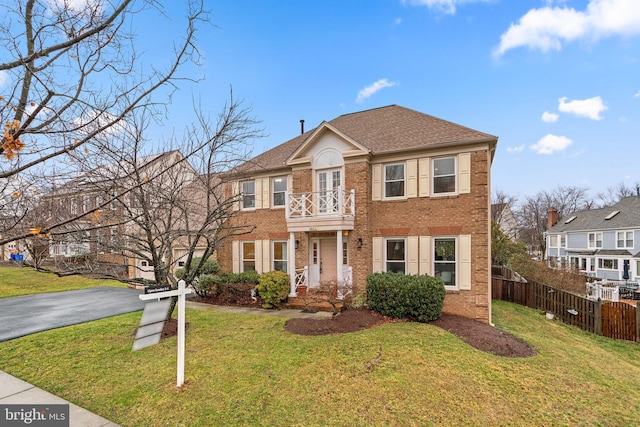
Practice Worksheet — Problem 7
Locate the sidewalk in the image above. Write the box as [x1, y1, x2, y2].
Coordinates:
[1, 302, 332, 426]
[0, 371, 120, 427]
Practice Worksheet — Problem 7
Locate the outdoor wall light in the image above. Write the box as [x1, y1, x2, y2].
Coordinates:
[295, 240, 299, 250]
[357, 238, 363, 249]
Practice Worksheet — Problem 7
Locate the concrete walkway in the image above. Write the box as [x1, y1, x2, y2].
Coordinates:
[0, 371, 120, 427]
[0, 302, 331, 426]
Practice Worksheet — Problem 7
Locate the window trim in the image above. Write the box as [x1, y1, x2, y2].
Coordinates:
[433, 236, 458, 289]
[432, 156, 457, 195]
[588, 232, 603, 249]
[597, 258, 618, 270]
[616, 230, 634, 249]
[272, 176, 288, 208]
[272, 240, 288, 273]
[241, 180, 256, 210]
[383, 162, 406, 199]
[549, 235, 558, 248]
[241, 241, 256, 272]
[384, 237, 407, 274]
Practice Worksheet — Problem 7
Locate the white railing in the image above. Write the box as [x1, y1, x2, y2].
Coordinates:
[286, 188, 355, 219]
[295, 266, 308, 291]
[586, 282, 619, 302]
[338, 266, 353, 300]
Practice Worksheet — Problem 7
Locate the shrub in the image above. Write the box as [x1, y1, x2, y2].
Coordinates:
[175, 257, 220, 280]
[255, 270, 290, 308]
[223, 270, 260, 285]
[194, 274, 226, 298]
[345, 292, 368, 309]
[366, 272, 445, 322]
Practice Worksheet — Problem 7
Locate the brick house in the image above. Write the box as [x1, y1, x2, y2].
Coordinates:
[218, 105, 497, 323]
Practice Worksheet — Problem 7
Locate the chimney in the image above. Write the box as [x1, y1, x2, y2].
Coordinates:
[300, 119, 305, 135]
[547, 208, 558, 229]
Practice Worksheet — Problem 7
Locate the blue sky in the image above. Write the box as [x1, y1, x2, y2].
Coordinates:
[137, 1, 640, 199]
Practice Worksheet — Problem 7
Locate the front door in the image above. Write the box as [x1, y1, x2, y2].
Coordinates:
[308, 238, 338, 287]
[320, 238, 337, 284]
[317, 169, 341, 214]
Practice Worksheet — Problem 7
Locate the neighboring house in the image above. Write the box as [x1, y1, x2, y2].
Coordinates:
[545, 196, 640, 280]
[219, 105, 498, 323]
[40, 150, 207, 279]
[491, 203, 520, 240]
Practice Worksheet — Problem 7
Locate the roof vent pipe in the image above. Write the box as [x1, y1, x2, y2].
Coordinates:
[300, 119, 305, 135]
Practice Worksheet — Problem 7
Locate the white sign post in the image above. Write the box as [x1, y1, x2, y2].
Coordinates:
[136, 279, 192, 387]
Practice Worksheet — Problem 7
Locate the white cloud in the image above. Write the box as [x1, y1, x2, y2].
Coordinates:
[506, 145, 525, 153]
[493, 0, 640, 57]
[402, 0, 491, 15]
[541, 111, 559, 123]
[394, 17, 403, 25]
[558, 96, 607, 120]
[355, 79, 397, 103]
[530, 134, 573, 154]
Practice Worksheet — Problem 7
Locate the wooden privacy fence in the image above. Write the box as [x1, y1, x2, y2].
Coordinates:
[492, 275, 640, 342]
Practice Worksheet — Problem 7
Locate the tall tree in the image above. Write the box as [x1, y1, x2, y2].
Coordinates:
[0, 0, 205, 246]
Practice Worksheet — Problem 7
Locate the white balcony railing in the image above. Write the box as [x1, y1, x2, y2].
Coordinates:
[286, 188, 355, 220]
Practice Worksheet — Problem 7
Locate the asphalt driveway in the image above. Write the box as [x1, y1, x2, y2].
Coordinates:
[0, 287, 145, 342]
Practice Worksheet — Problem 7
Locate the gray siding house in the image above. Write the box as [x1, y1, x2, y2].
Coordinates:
[546, 196, 640, 281]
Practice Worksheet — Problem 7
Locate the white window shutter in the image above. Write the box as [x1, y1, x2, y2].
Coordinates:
[262, 178, 270, 209]
[232, 240, 240, 273]
[262, 240, 270, 273]
[255, 240, 263, 274]
[459, 235, 472, 290]
[458, 153, 470, 194]
[419, 236, 431, 275]
[407, 159, 417, 198]
[232, 181, 240, 211]
[419, 158, 430, 197]
[408, 236, 419, 275]
[372, 164, 382, 201]
[372, 237, 383, 273]
[255, 179, 263, 209]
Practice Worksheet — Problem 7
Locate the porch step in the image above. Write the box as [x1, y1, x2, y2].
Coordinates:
[285, 297, 344, 313]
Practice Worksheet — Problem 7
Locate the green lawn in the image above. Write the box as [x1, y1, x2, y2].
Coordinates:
[0, 266, 125, 297]
[0, 300, 639, 426]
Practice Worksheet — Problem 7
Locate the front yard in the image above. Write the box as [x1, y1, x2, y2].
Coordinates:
[0, 266, 124, 297]
[1, 300, 639, 426]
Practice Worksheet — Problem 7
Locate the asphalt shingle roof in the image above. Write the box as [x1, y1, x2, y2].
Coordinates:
[237, 105, 496, 173]
[548, 196, 640, 233]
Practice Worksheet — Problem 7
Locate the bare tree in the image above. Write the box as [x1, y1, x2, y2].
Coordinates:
[516, 185, 591, 259]
[0, 0, 206, 247]
[596, 181, 639, 207]
[491, 189, 520, 240]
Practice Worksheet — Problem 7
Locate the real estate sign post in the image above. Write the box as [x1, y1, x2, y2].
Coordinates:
[135, 280, 192, 387]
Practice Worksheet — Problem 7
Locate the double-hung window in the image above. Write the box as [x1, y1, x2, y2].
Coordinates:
[616, 231, 633, 249]
[272, 177, 287, 207]
[272, 241, 288, 273]
[242, 241, 256, 271]
[434, 238, 456, 287]
[82, 196, 91, 213]
[385, 238, 406, 274]
[384, 163, 405, 198]
[433, 157, 456, 194]
[549, 235, 558, 248]
[70, 198, 78, 214]
[588, 232, 603, 249]
[560, 235, 566, 248]
[242, 181, 255, 209]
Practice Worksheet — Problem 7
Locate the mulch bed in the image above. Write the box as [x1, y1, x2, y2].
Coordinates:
[284, 308, 537, 358]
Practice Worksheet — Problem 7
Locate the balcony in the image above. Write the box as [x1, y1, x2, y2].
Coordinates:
[285, 188, 355, 232]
